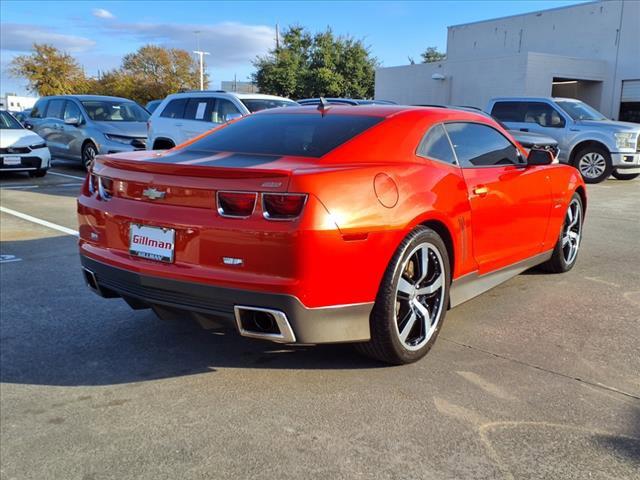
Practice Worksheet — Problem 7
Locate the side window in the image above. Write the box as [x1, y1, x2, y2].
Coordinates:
[213, 99, 242, 124]
[160, 98, 188, 119]
[30, 99, 48, 118]
[184, 98, 215, 121]
[445, 122, 522, 167]
[417, 124, 457, 165]
[63, 101, 82, 121]
[523, 102, 565, 128]
[46, 99, 65, 119]
[490, 102, 524, 122]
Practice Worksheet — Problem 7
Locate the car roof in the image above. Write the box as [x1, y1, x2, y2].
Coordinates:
[41, 94, 137, 102]
[253, 104, 496, 122]
[164, 91, 294, 101]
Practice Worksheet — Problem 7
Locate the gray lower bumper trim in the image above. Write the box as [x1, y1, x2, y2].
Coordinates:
[80, 256, 372, 344]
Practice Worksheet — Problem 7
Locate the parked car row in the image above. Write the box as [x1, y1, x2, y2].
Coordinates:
[4, 90, 639, 184]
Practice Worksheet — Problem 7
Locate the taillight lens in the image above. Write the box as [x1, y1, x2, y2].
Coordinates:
[87, 173, 97, 195]
[262, 193, 307, 220]
[98, 176, 113, 200]
[217, 191, 257, 218]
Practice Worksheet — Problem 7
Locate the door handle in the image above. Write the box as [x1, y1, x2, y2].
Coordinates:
[472, 186, 489, 197]
[520, 128, 529, 132]
[175, 123, 184, 127]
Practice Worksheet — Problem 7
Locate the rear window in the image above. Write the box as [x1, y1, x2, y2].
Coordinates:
[182, 113, 383, 158]
[160, 99, 188, 119]
[491, 102, 524, 122]
[241, 99, 298, 113]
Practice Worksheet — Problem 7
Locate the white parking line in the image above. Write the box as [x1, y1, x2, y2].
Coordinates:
[0, 206, 78, 236]
[49, 171, 87, 181]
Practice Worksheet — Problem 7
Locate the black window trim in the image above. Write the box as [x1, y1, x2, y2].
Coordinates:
[415, 122, 460, 167]
[442, 120, 526, 169]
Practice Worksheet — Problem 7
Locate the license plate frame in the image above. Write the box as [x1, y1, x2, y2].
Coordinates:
[129, 224, 175, 263]
[4, 156, 21, 166]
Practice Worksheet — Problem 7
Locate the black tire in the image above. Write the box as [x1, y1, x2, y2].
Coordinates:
[612, 170, 639, 181]
[28, 168, 48, 178]
[539, 193, 583, 273]
[153, 139, 175, 150]
[355, 226, 450, 365]
[573, 145, 612, 184]
[82, 142, 98, 171]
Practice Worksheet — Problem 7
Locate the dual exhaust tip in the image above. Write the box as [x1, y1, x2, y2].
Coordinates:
[234, 306, 296, 343]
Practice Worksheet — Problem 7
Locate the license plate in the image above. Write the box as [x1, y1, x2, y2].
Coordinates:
[4, 156, 21, 165]
[129, 224, 175, 263]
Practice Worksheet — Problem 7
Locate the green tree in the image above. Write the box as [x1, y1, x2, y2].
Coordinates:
[421, 46, 446, 63]
[9, 44, 90, 96]
[252, 26, 377, 99]
[98, 45, 205, 104]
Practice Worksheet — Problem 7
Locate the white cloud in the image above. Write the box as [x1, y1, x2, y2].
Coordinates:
[0, 24, 95, 52]
[100, 21, 275, 68]
[92, 8, 115, 20]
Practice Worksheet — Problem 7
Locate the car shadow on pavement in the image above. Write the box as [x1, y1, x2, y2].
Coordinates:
[0, 236, 385, 388]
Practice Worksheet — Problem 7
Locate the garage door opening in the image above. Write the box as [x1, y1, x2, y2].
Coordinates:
[552, 77, 603, 111]
[619, 79, 640, 123]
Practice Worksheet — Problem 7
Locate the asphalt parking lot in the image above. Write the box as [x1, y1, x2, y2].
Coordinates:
[1, 160, 639, 480]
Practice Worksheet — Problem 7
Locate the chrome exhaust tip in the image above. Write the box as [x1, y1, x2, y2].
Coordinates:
[82, 267, 101, 294]
[234, 306, 296, 343]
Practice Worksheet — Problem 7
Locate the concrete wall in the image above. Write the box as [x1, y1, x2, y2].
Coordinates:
[375, 0, 640, 119]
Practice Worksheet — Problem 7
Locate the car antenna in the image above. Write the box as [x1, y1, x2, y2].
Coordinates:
[317, 97, 331, 115]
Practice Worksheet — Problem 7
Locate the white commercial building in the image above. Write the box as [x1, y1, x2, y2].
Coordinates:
[0, 94, 38, 112]
[375, 0, 640, 122]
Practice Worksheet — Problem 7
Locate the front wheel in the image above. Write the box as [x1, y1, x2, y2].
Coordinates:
[612, 169, 639, 181]
[539, 193, 583, 273]
[356, 227, 450, 365]
[82, 142, 98, 171]
[574, 146, 612, 184]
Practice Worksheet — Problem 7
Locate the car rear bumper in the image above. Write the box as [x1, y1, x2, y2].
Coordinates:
[611, 152, 640, 169]
[80, 255, 372, 344]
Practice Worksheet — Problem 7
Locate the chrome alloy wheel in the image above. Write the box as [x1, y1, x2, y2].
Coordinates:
[562, 198, 582, 265]
[394, 242, 446, 351]
[578, 152, 607, 180]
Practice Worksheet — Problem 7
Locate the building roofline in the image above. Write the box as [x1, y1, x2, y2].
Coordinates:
[447, 0, 599, 29]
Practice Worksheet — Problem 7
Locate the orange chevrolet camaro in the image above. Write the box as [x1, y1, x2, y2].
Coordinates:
[77, 105, 586, 364]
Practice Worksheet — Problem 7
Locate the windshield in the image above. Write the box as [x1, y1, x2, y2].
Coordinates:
[240, 99, 298, 113]
[556, 100, 606, 121]
[183, 113, 382, 158]
[81, 100, 149, 122]
[0, 111, 23, 129]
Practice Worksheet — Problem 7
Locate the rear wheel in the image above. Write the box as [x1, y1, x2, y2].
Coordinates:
[356, 227, 450, 365]
[574, 146, 612, 184]
[540, 193, 583, 273]
[82, 142, 98, 170]
[612, 169, 639, 181]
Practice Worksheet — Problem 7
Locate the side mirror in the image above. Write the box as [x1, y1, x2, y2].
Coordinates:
[65, 117, 81, 126]
[527, 149, 554, 166]
[225, 113, 243, 122]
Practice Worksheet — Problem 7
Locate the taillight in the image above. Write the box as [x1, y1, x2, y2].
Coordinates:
[98, 176, 113, 200]
[217, 191, 257, 218]
[87, 173, 97, 195]
[262, 193, 307, 220]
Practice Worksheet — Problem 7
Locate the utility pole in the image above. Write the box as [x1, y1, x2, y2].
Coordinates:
[193, 50, 210, 90]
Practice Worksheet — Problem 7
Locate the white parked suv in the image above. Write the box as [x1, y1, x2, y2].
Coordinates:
[147, 91, 298, 150]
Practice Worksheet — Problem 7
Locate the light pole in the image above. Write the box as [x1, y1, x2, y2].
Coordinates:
[193, 50, 210, 90]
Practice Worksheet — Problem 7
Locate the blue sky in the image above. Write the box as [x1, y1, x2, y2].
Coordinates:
[1, 0, 585, 96]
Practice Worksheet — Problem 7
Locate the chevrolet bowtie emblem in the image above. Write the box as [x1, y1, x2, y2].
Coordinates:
[142, 188, 166, 200]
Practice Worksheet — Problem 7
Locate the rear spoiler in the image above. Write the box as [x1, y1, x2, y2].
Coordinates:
[96, 155, 292, 179]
